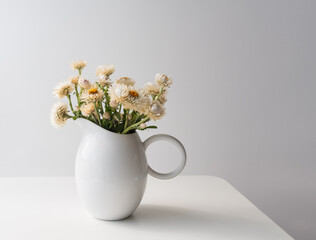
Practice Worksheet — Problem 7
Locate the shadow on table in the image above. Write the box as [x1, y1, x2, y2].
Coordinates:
[102, 204, 273, 237]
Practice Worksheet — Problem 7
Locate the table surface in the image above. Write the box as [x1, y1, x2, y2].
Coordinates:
[0, 176, 293, 240]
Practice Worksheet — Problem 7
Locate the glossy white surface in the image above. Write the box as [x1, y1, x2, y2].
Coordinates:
[75, 119, 186, 220]
[0, 176, 293, 240]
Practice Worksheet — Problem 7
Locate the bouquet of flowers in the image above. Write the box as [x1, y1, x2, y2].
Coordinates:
[50, 60, 172, 134]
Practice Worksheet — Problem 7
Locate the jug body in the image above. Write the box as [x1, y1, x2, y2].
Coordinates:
[75, 119, 148, 220]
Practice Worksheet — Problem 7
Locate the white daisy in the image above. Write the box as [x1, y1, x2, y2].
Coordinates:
[109, 84, 130, 103]
[116, 77, 135, 86]
[157, 95, 167, 104]
[50, 102, 70, 128]
[96, 64, 115, 76]
[144, 82, 161, 96]
[69, 76, 79, 84]
[81, 88, 104, 103]
[71, 60, 87, 71]
[122, 87, 150, 113]
[80, 103, 95, 116]
[53, 81, 74, 99]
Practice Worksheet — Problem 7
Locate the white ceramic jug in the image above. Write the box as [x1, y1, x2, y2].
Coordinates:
[75, 118, 187, 220]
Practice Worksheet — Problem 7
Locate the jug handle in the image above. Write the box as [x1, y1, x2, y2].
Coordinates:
[143, 134, 187, 180]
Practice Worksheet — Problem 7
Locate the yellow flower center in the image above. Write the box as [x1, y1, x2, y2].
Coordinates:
[129, 90, 138, 97]
[89, 88, 98, 94]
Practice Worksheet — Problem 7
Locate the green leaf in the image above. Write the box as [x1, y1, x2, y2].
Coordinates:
[114, 111, 121, 120]
[144, 125, 157, 129]
[137, 126, 157, 131]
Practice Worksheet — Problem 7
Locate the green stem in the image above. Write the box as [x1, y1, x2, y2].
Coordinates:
[93, 102, 102, 126]
[98, 101, 104, 115]
[122, 116, 149, 134]
[91, 114, 98, 124]
[67, 95, 76, 115]
[79, 115, 89, 120]
[124, 110, 129, 130]
[65, 113, 73, 118]
[155, 86, 165, 101]
[75, 85, 80, 106]
[105, 86, 110, 107]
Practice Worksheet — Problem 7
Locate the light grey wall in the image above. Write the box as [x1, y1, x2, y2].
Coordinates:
[0, 0, 315, 239]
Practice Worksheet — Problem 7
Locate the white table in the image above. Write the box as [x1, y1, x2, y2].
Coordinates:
[0, 176, 293, 240]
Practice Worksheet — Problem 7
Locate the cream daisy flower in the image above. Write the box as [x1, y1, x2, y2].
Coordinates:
[109, 84, 130, 103]
[157, 94, 167, 104]
[116, 77, 135, 86]
[96, 64, 115, 76]
[155, 73, 172, 87]
[50, 102, 70, 128]
[71, 60, 87, 71]
[144, 82, 167, 104]
[109, 84, 149, 112]
[144, 82, 162, 96]
[122, 87, 150, 113]
[80, 103, 95, 116]
[146, 100, 166, 121]
[81, 88, 104, 103]
[53, 81, 74, 99]
[98, 75, 112, 87]
[69, 76, 79, 84]
[78, 77, 91, 89]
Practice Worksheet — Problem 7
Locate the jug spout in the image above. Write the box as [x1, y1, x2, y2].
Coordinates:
[73, 118, 104, 135]
[73, 118, 86, 130]
[73, 118, 95, 135]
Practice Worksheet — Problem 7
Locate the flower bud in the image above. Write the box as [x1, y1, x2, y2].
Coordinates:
[151, 103, 162, 115]
[78, 76, 91, 89]
[103, 112, 110, 120]
[140, 123, 147, 129]
[109, 100, 118, 108]
[69, 76, 79, 84]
